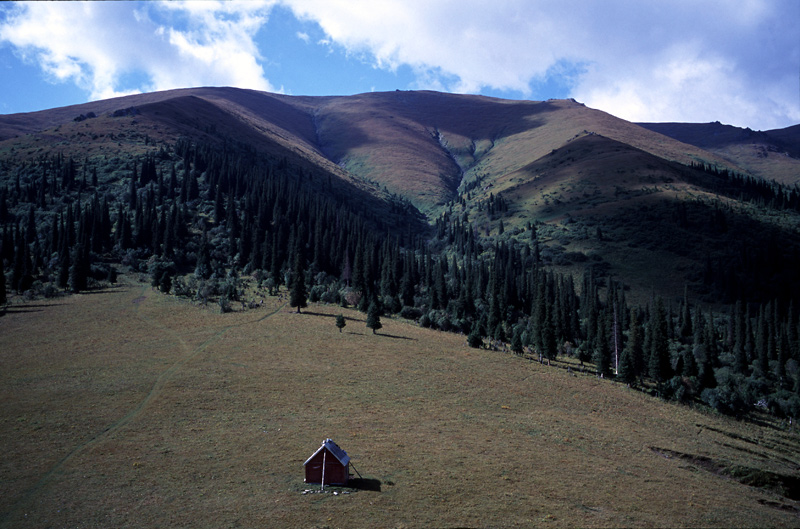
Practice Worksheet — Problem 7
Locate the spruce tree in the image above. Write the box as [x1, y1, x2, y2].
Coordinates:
[467, 323, 483, 348]
[511, 325, 524, 355]
[619, 309, 643, 385]
[593, 312, 612, 377]
[648, 298, 673, 383]
[58, 240, 70, 290]
[366, 300, 382, 334]
[69, 243, 88, 293]
[699, 314, 718, 389]
[682, 346, 698, 377]
[732, 300, 747, 373]
[617, 347, 636, 385]
[290, 246, 307, 313]
[336, 314, 346, 333]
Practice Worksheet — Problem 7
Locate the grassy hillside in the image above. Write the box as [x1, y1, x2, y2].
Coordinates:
[1, 277, 799, 528]
[293, 92, 748, 215]
[0, 87, 388, 209]
[449, 131, 800, 304]
[638, 121, 800, 186]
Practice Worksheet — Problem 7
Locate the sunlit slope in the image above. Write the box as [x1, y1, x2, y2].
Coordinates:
[290, 91, 745, 214]
[640, 121, 800, 186]
[0, 87, 764, 216]
[1, 281, 798, 527]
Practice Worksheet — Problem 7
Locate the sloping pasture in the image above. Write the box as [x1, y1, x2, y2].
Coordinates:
[1, 279, 799, 528]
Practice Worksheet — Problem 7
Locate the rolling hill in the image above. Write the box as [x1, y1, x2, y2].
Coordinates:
[3, 86, 798, 305]
[2, 88, 800, 527]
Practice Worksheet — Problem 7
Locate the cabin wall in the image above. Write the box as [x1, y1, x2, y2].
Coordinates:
[304, 449, 349, 485]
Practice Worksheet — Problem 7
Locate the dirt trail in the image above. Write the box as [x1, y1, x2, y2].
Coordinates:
[0, 285, 287, 528]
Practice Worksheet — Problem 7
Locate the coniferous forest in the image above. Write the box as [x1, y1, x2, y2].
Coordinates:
[2, 123, 800, 426]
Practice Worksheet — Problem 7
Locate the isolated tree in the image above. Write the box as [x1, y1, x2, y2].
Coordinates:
[366, 300, 382, 334]
[335, 314, 346, 333]
[290, 247, 307, 313]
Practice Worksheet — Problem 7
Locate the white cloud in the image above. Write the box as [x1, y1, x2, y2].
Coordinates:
[0, 1, 278, 102]
[282, 0, 800, 129]
[0, 0, 797, 129]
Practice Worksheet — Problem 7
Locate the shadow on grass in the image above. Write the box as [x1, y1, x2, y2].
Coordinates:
[79, 285, 127, 295]
[1, 303, 64, 316]
[375, 333, 416, 341]
[302, 310, 364, 323]
[347, 478, 382, 492]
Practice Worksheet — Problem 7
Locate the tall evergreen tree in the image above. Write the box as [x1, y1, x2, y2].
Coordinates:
[619, 308, 644, 384]
[648, 298, 673, 383]
[69, 243, 89, 293]
[511, 324, 524, 355]
[289, 245, 307, 313]
[366, 300, 382, 334]
[593, 312, 612, 377]
[468, 321, 483, 348]
[732, 300, 747, 373]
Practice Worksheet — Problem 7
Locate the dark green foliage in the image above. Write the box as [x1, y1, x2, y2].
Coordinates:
[511, 325, 524, 355]
[366, 301, 382, 334]
[467, 324, 483, 348]
[290, 249, 307, 313]
[335, 314, 346, 333]
[593, 313, 612, 377]
[68, 243, 89, 293]
[618, 309, 643, 385]
[648, 298, 673, 383]
[1, 131, 799, 422]
[617, 345, 636, 385]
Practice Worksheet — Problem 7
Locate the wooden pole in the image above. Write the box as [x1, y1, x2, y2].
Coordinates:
[321, 449, 326, 491]
[613, 301, 619, 375]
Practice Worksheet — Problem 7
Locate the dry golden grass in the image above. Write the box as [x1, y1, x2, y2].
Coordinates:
[2, 277, 799, 528]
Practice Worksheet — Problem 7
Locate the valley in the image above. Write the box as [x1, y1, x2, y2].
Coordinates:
[1, 87, 800, 527]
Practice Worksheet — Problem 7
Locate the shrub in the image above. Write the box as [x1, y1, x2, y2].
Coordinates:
[320, 288, 340, 304]
[399, 306, 422, 320]
[309, 285, 325, 303]
[218, 296, 232, 314]
[419, 313, 432, 328]
[701, 386, 747, 416]
[468, 327, 483, 348]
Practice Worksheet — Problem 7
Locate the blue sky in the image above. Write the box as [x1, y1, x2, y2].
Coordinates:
[1, 1, 798, 131]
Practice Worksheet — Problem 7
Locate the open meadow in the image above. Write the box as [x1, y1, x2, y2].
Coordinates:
[1, 277, 800, 528]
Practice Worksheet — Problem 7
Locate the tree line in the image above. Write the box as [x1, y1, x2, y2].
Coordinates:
[1, 139, 800, 421]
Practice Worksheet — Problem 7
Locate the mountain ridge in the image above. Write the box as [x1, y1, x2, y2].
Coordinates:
[5, 86, 797, 215]
[2, 86, 799, 304]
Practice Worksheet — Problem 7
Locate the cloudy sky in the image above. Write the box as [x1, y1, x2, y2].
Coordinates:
[0, 1, 797, 130]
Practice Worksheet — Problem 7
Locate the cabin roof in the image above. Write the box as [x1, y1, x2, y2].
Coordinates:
[303, 438, 350, 467]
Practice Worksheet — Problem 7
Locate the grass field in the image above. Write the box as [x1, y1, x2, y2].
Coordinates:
[2, 277, 800, 528]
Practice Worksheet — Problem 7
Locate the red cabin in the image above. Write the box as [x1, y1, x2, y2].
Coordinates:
[303, 438, 350, 486]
